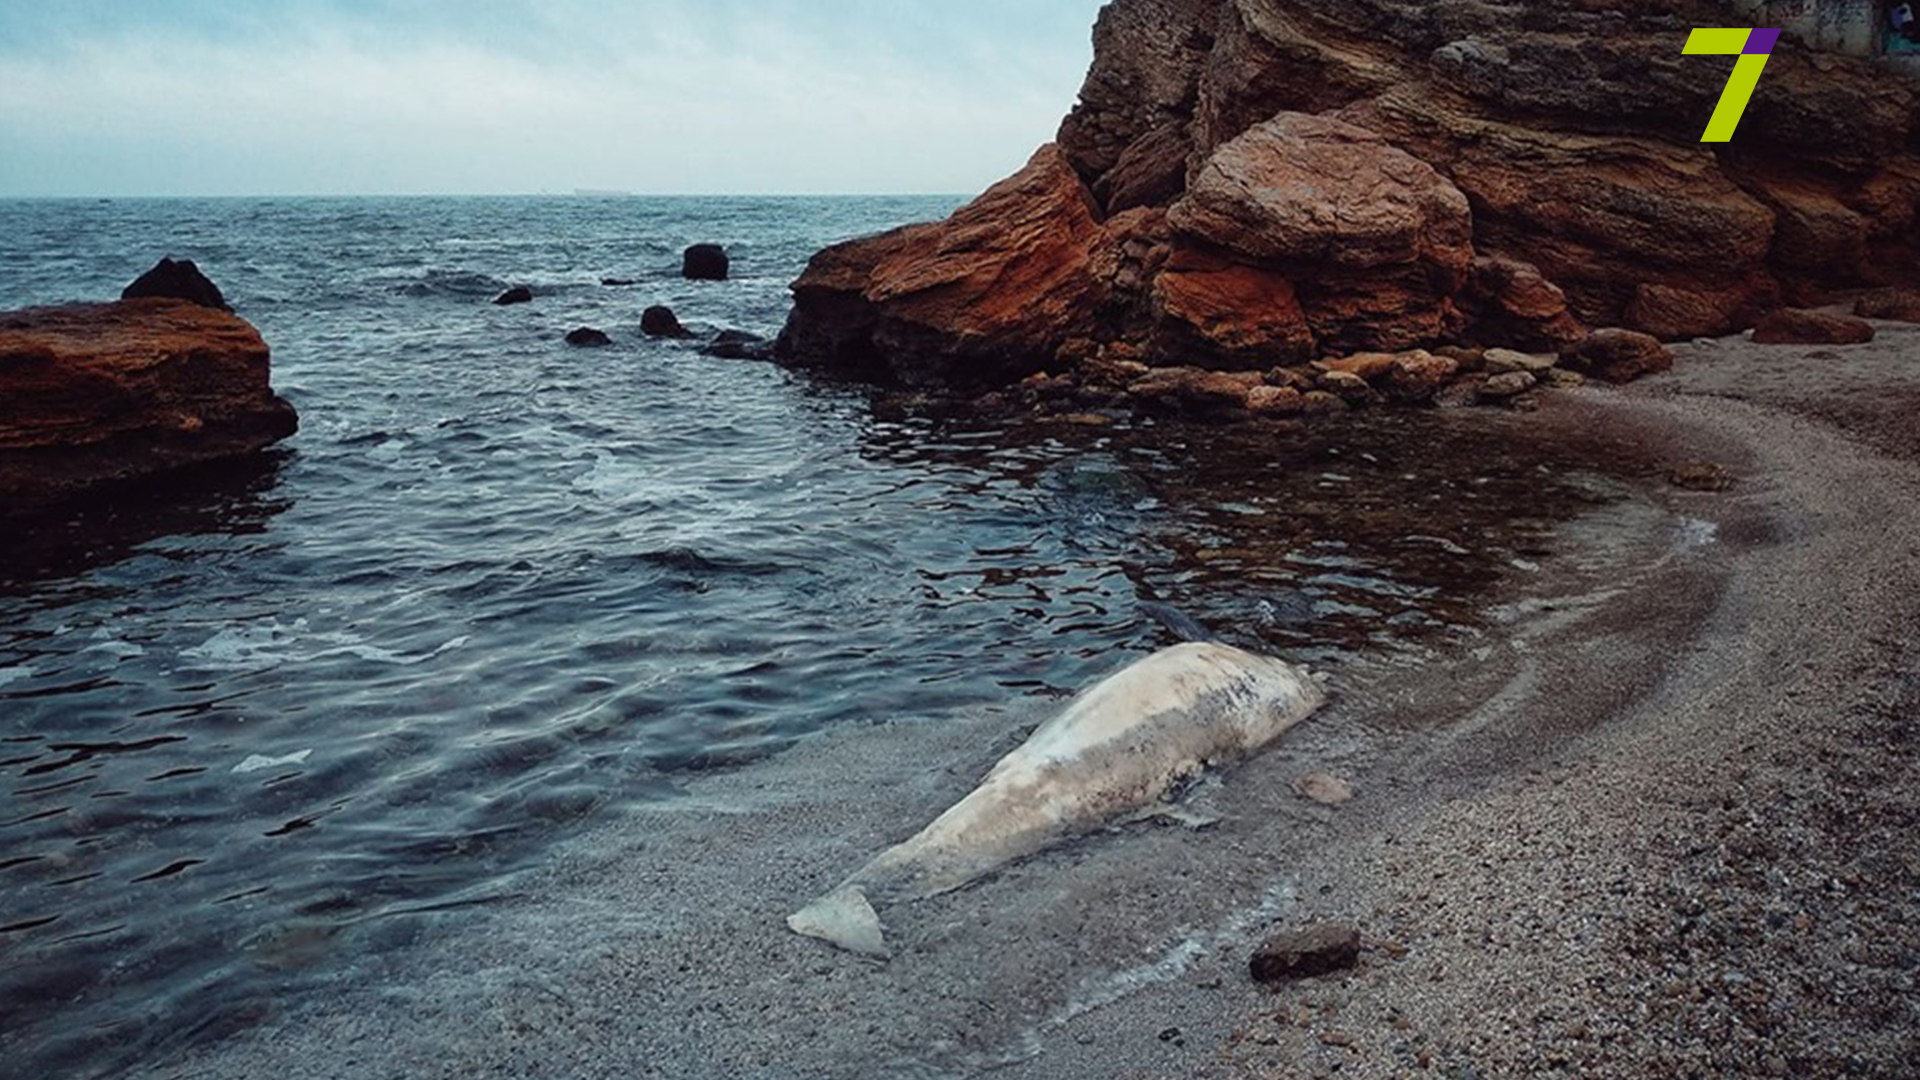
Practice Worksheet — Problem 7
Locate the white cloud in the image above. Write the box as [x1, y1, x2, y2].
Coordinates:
[0, 2, 1102, 195]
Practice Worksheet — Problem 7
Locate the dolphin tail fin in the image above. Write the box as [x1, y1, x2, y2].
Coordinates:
[787, 884, 890, 958]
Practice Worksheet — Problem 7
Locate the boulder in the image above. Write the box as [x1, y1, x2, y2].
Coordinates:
[1855, 288, 1920, 323]
[493, 286, 534, 306]
[1250, 923, 1362, 985]
[1482, 371, 1539, 399]
[775, 145, 1107, 387]
[1168, 112, 1472, 354]
[1569, 329, 1674, 385]
[641, 305, 692, 339]
[683, 244, 730, 282]
[1483, 349, 1556, 376]
[775, 0, 1920, 393]
[1381, 351, 1458, 403]
[602, 277, 639, 288]
[1125, 366, 1259, 417]
[0, 299, 298, 514]
[121, 257, 231, 311]
[1750, 309, 1876, 346]
[565, 327, 612, 348]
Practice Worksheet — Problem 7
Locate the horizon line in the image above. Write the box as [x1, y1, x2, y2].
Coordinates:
[0, 191, 975, 201]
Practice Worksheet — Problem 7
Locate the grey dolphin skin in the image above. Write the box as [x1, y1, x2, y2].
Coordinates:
[787, 642, 1327, 957]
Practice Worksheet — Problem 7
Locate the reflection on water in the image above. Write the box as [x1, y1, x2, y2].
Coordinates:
[0, 195, 1661, 1079]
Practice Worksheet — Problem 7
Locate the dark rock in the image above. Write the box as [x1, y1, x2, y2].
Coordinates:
[641, 305, 692, 339]
[1751, 309, 1876, 346]
[1669, 462, 1737, 492]
[701, 329, 773, 361]
[121, 257, 230, 311]
[1855, 288, 1920, 323]
[602, 278, 639, 288]
[565, 327, 613, 348]
[0, 299, 298, 515]
[493, 286, 534, 306]
[1482, 371, 1539, 399]
[1570, 329, 1674, 385]
[1250, 923, 1362, 985]
[683, 244, 730, 282]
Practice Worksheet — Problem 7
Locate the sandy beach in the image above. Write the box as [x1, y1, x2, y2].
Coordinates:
[133, 316, 1920, 1080]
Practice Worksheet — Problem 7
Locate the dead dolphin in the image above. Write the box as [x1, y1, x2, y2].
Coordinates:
[787, 641, 1326, 957]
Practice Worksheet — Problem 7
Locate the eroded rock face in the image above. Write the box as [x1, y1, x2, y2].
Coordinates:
[0, 299, 298, 514]
[777, 0, 1920, 391]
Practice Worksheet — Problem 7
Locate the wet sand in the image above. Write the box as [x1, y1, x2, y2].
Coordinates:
[143, 320, 1920, 1080]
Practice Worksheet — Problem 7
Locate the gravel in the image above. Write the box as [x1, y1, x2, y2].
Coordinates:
[139, 319, 1920, 1080]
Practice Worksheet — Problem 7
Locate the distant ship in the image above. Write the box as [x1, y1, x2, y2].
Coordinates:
[572, 188, 633, 197]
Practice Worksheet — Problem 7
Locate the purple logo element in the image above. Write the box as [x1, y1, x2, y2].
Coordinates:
[1744, 28, 1782, 54]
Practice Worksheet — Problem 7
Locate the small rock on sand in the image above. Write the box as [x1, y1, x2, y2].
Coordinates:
[1668, 461, 1736, 492]
[1250, 923, 1362, 985]
[1293, 772, 1355, 805]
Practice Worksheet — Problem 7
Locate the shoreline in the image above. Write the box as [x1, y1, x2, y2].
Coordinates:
[138, 322, 1920, 1080]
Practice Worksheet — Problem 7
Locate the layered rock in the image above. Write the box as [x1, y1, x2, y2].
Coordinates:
[0, 299, 298, 514]
[778, 0, 1920, 391]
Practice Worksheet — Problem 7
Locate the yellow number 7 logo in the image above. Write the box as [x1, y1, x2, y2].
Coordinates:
[1685, 28, 1780, 142]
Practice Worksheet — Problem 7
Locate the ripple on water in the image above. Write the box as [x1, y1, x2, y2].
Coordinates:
[0, 195, 1667, 1080]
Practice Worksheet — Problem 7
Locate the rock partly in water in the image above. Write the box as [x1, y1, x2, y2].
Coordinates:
[121, 257, 231, 312]
[0, 299, 298, 514]
[683, 244, 730, 282]
[565, 327, 613, 348]
[1855, 288, 1920, 323]
[1751, 309, 1877, 346]
[1250, 923, 1363, 985]
[641, 305, 693, 339]
[493, 286, 534, 306]
[702, 330, 774, 361]
[602, 277, 639, 288]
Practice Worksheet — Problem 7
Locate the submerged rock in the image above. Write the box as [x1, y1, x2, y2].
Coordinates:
[122, 257, 231, 311]
[565, 327, 613, 348]
[1751, 309, 1876, 346]
[702, 329, 773, 361]
[0, 299, 298, 514]
[1250, 923, 1362, 985]
[493, 285, 534, 306]
[641, 305, 692, 339]
[683, 244, 730, 282]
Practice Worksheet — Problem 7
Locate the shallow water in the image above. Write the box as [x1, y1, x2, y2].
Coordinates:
[0, 196, 1655, 1077]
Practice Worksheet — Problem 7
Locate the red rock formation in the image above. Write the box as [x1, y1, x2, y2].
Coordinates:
[0, 299, 298, 513]
[779, 0, 1920, 391]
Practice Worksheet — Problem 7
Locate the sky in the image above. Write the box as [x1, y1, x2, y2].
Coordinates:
[0, 0, 1107, 197]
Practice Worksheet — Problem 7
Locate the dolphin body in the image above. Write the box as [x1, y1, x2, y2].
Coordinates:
[787, 641, 1326, 957]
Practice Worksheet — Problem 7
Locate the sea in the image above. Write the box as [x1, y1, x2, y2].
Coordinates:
[0, 195, 1636, 1077]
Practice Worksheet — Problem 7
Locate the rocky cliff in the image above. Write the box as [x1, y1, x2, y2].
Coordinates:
[0, 299, 299, 514]
[777, 0, 1920, 390]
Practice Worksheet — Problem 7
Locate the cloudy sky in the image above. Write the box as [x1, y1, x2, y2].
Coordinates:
[0, 0, 1107, 196]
